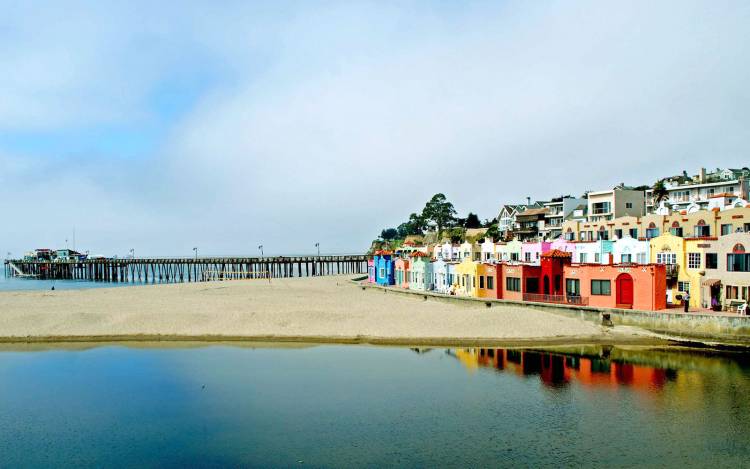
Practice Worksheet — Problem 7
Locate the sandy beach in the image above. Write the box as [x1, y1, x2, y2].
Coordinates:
[0, 276, 658, 345]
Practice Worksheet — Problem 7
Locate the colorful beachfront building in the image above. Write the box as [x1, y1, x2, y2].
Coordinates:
[455, 258, 479, 297]
[373, 251, 395, 286]
[649, 233, 707, 307]
[432, 259, 451, 294]
[573, 240, 613, 265]
[476, 263, 501, 299]
[699, 232, 750, 309]
[500, 263, 541, 302]
[433, 242, 460, 261]
[367, 258, 375, 283]
[481, 238, 496, 262]
[459, 241, 481, 261]
[612, 236, 650, 264]
[408, 252, 433, 292]
[394, 258, 410, 289]
[521, 241, 551, 265]
[563, 261, 666, 310]
[496, 240, 522, 263]
[549, 238, 575, 255]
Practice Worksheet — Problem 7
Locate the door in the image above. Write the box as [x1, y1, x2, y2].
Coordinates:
[616, 274, 634, 307]
[543, 276, 550, 295]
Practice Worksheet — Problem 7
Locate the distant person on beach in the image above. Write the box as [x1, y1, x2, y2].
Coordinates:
[683, 292, 690, 312]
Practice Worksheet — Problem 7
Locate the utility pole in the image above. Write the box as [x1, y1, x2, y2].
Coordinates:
[193, 247, 198, 260]
[315, 242, 320, 256]
[258, 245, 264, 257]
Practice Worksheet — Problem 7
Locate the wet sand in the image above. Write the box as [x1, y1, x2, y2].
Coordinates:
[0, 276, 660, 345]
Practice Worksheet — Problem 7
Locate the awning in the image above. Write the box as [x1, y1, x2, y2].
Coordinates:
[702, 278, 721, 287]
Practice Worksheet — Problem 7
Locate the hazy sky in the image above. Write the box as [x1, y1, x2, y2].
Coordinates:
[1, 1, 749, 256]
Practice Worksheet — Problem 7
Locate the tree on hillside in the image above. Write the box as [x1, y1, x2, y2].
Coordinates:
[422, 193, 457, 237]
[380, 228, 398, 240]
[652, 179, 669, 206]
[485, 223, 500, 242]
[464, 212, 481, 229]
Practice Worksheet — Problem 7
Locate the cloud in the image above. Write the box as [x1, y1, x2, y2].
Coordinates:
[1, 0, 750, 256]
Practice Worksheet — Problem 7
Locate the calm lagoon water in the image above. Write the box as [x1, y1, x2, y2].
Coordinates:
[0, 344, 748, 468]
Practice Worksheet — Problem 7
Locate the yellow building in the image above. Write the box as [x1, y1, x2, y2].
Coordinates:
[455, 258, 479, 297]
[563, 206, 750, 242]
[649, 233, 707, 308]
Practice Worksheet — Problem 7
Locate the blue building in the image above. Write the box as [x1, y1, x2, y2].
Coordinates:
[374, 251, 395, 286]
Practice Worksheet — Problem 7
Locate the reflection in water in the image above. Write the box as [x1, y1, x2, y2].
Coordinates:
[0, 344, 748, 467]
[452, 347, 679, 391]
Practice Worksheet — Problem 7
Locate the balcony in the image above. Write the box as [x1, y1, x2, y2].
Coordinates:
[665, 264, 679, 278]
[522, 293, 589, 306]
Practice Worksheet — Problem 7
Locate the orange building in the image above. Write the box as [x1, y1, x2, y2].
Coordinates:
[476, 263, 501, 299]
[562, 263, 666, 310]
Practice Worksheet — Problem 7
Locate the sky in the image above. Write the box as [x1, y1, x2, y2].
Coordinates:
[1, 0, 749, 257]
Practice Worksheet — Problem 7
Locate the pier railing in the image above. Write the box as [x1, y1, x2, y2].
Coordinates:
[523, 293, 589, 306]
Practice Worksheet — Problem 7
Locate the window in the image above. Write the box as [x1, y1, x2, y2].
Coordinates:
[506, 277, 521, 292]
[636, 253, 647, 264]
[626, 202, 633, 209]
[511, 252, 519, 261]
[565, 231, 575, 241]
[579, 253, 588, 263]
[721, 224, 733, 236]
[487, 276, 494, 290]
[594, 253, 600, 263]
[379, 268, 385, 278]
[472, 276, 476, 288]
[705, 253, 718, 269]
[727, 254, 750, 272]
[526, 278, 539, 293]
[670, 227, 683, 237]
[678, 281, 690, 293]
[744, 223, 750, 233]
[629, 228, 638, 239]
[566, 278, 580, 296]
[524, 252, 532, 262]
[646, 228, 660, 239]
[479, 276, 485, 289]
[591, 280, 611, 295]
[688, 253, 701, 269]
[597, 229, 609, 241]
[656, 253, 677, 264]
[614, 229, 623, 239]
[621, 254, 632, 263]
[694, 221, 710, 237]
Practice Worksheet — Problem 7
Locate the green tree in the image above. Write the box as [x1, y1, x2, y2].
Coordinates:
[464, 212, 481, 229]
[652, 179, 669, 206]
[380, 228, 398, 240]
[422, 193, 457, 237]
[485, 223, 500, 242]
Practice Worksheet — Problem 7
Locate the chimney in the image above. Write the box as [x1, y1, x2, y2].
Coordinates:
[526, 196, 531, 206]
[699, 167, 706, 183]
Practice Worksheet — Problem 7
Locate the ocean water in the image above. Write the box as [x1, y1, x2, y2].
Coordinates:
[0, 272, 139, 291]
[0, 344, 748, 467]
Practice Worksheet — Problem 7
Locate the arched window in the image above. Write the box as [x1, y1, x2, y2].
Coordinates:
[670, 221, 683, 237]
[694, 219, 710, 237]
[733, 243, 745, 253]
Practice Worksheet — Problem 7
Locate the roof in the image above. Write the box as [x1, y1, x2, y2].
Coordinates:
[373, 250, 393, 256]
[411, 251, 429, 258]
[516, 207, 549, 218]
[541, 249, 573, 258]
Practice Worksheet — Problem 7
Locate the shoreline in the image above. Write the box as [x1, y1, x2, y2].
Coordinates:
[0, 275, 743, 348]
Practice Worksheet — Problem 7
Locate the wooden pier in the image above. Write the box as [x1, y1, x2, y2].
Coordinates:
[3, 255, 369, 283]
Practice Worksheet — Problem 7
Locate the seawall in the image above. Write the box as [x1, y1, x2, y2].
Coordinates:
[358, 281, 750, 347]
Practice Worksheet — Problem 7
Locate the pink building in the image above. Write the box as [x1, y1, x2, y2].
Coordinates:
[550, 238, 575, 255]
[521, 241, 552, 265]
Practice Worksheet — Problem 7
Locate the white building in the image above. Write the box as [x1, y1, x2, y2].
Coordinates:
[646, 167, 750, 214]
[611, 236, 650, 264]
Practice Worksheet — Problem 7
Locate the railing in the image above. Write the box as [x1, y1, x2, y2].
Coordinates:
[523, 293, 589, 306]
[665, 264, 679, 277]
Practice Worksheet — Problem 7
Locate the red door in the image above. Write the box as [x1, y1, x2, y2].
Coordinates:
[617, 274, 634, 307]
